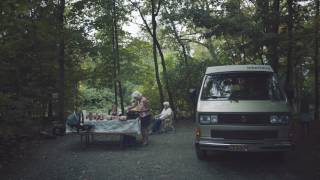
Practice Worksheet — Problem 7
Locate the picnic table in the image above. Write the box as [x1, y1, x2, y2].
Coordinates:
[66, 118, 141, 148]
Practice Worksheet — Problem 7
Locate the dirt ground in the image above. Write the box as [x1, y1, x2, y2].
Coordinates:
[0, 120, 319, 180]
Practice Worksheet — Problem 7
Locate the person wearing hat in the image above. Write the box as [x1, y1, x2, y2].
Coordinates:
[151, 101, 173, 133]
[128, 91, 151, 145]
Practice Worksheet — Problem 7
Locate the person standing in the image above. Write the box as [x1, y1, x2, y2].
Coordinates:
[129, 91, 152, 145]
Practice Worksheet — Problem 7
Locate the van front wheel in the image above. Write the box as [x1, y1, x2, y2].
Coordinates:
[195, 146, 207, 160]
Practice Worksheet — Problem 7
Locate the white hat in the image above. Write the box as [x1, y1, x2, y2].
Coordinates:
[132, 91, 142, 99]
[163, 101, 170, 106]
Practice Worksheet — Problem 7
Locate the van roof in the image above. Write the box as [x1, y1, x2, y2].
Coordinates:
[205, 65, 273, 74]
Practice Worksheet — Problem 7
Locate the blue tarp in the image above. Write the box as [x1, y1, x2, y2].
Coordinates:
[66, 118, 141, 135]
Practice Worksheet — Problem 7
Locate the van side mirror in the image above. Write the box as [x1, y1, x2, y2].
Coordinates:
[189, 88, 197, 105]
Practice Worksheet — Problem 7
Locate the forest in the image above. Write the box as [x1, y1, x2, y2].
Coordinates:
[0, 0, 319, 138]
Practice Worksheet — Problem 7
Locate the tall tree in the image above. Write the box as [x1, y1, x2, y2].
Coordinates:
[130, 0, 165, 108]
[58, 0, 66, 123]
[315, 0, 319, 120]
[286, 0, 295, 107]
[112, 15, 118, 107]
[131, 0, 176, 112]
[151, 0, 165, 108]
[163, 7, 189, 66]
[113, 0, 124, 113]
[112, 25, 118, 106]
[270, 0, 280, 73]
[149, 0, 176, 114]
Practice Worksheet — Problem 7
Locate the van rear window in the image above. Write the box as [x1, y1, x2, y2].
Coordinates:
[201, 72, 285, 101]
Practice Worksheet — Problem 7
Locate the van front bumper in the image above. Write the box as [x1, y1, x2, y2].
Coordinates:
[195, 139, 294, 152]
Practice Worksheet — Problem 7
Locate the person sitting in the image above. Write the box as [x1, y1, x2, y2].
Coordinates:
[87, 112, 93, 120]
[110, 104, 118, 116]
[106, 104, 127, 120]
[152, 101, 174, 133]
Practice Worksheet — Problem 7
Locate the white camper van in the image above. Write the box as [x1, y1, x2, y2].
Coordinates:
[194, 65, 293, 159]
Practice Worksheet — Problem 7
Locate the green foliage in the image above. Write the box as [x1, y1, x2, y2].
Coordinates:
[0, 0, 93, 136]
[0, 0, 318, 138]
[78, 86, 114, 112]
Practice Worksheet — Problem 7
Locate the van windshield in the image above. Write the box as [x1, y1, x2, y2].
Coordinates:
[201, 72, 285, 101]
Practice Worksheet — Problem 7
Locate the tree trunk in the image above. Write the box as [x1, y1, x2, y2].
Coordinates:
[112, 16, 118, 107]
[286, 0, 295, 109]
[156, 34, 176, 119]
[315, 0, 319, 121]
[112, 0, 118, 107]
[117, 81, 124, 114]
[58, 0, 65, 123]
[270, 0, 280, 73]
[152, 1, 176, 117]
[151, 0, 165, 108]
[113, 0, 124, 114]
[240, 35, 247, 63]
[48, 97, 53, 120]
[296, 64, 303, 113]
[134, 0, 175, 113]
[164, 7, 188, 65]
[256, 0, 270, 65]
[206, 38, 218, 63]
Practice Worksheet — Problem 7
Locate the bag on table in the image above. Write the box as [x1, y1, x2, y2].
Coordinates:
[66, 112, 80, 127]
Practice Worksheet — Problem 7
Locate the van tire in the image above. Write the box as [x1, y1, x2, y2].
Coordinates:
[195, 146, 207, 160]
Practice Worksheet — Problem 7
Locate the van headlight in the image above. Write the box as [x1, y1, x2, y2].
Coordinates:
[199, 115, 218, 124]
[270, 115, 289, 125]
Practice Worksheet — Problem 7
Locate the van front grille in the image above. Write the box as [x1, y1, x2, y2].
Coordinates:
[211, 130, 278, 140]
[218, 114, 270, 125]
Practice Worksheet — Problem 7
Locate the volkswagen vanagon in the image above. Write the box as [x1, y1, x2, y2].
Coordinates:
[194, 65, 293, 159]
